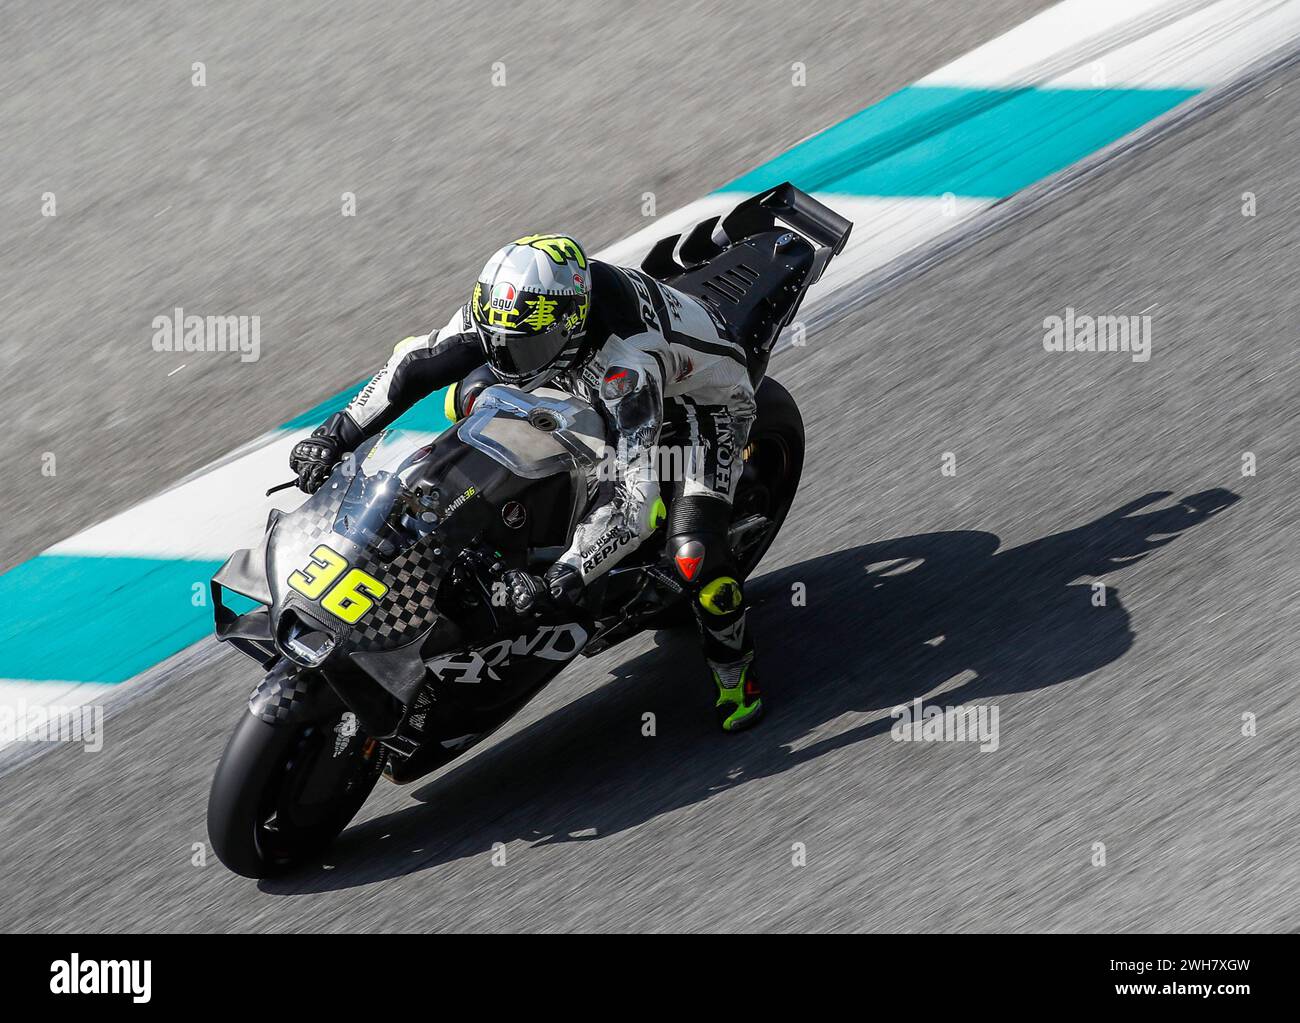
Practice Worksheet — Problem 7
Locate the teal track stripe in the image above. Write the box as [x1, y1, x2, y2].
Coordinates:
[1, 392, 452, 686]
[384, 391, 454, 434]
[720, 85, 1198, 198]
[279, 383, 453, 434]
[0, 556, 226, 683]
[278, 380, 369, 432]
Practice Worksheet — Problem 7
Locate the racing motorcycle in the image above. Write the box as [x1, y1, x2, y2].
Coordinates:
[206, 182, 852, 876]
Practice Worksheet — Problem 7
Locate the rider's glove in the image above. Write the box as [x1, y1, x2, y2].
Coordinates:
[503, 570, 548, 613]
[289, 412, 364, 494]
[503, 563, 583, 614]
[289, 430, 344, 494]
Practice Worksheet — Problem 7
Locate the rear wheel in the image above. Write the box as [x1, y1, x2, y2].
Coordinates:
[207, 697, 386, 878]
[731, 376, 805, 578]
[615, 376, 805, 633]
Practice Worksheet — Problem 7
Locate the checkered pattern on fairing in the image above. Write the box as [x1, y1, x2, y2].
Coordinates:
[349, 536, 447, 649]
[250, 669, 315, 723]
[272, 500, 335, 549]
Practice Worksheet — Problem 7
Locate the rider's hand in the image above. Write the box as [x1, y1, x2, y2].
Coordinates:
[544, 563, 583, 605]
[503, 570, 548, 613]
[289, 430, 343, 494]
[503, 564, 582, 614]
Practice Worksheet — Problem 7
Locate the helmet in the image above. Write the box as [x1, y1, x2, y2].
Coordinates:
[470, 234, 591, 388]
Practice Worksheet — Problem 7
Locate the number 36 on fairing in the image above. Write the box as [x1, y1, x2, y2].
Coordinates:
[287, 544, 388, 624]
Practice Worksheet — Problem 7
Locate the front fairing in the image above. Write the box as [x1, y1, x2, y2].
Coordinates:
[214, 385, 605, 692]
[265, 430, 499, 668]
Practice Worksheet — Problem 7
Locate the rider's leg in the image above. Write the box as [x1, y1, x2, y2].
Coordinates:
[663, 400, 763, 732]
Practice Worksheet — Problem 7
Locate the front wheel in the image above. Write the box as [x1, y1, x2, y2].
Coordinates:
[207, 696, 386, 878]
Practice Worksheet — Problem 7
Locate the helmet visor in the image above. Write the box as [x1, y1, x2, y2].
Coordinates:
[472, 281, 581, 381]
[476, 320, 571, 380]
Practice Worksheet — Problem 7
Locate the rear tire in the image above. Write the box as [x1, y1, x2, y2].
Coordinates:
[645, 377, 804, 630]
[732, 376, 805, 579]
[207, 703, 385, 878]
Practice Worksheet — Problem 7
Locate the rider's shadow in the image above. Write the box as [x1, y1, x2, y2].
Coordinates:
[266, 488, 1238, 891]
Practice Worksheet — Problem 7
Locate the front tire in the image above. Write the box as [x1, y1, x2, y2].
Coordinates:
[207, 703, 386, 878]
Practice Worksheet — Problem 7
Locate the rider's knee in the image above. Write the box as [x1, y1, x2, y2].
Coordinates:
[667, 501, 735, 598]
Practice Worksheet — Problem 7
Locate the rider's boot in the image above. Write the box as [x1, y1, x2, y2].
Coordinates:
[697, 575, 764, 733]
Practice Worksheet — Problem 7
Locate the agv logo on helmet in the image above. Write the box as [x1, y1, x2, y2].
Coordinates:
[490, 282, 516, 311]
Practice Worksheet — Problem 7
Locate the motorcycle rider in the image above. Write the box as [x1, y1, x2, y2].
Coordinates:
[289, 234, 764, 732]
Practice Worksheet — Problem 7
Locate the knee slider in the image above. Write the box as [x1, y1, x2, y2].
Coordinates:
[699, 575, 743, 616]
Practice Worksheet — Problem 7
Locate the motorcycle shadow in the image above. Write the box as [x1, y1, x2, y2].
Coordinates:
[261, 487, 1238, 893]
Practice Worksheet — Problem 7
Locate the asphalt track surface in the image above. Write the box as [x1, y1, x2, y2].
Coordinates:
[2, 1, 1297, 932]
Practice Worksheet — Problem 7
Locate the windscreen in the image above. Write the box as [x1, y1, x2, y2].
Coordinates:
[319, 432, 446, 558]
[319, 428, 512, 565]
